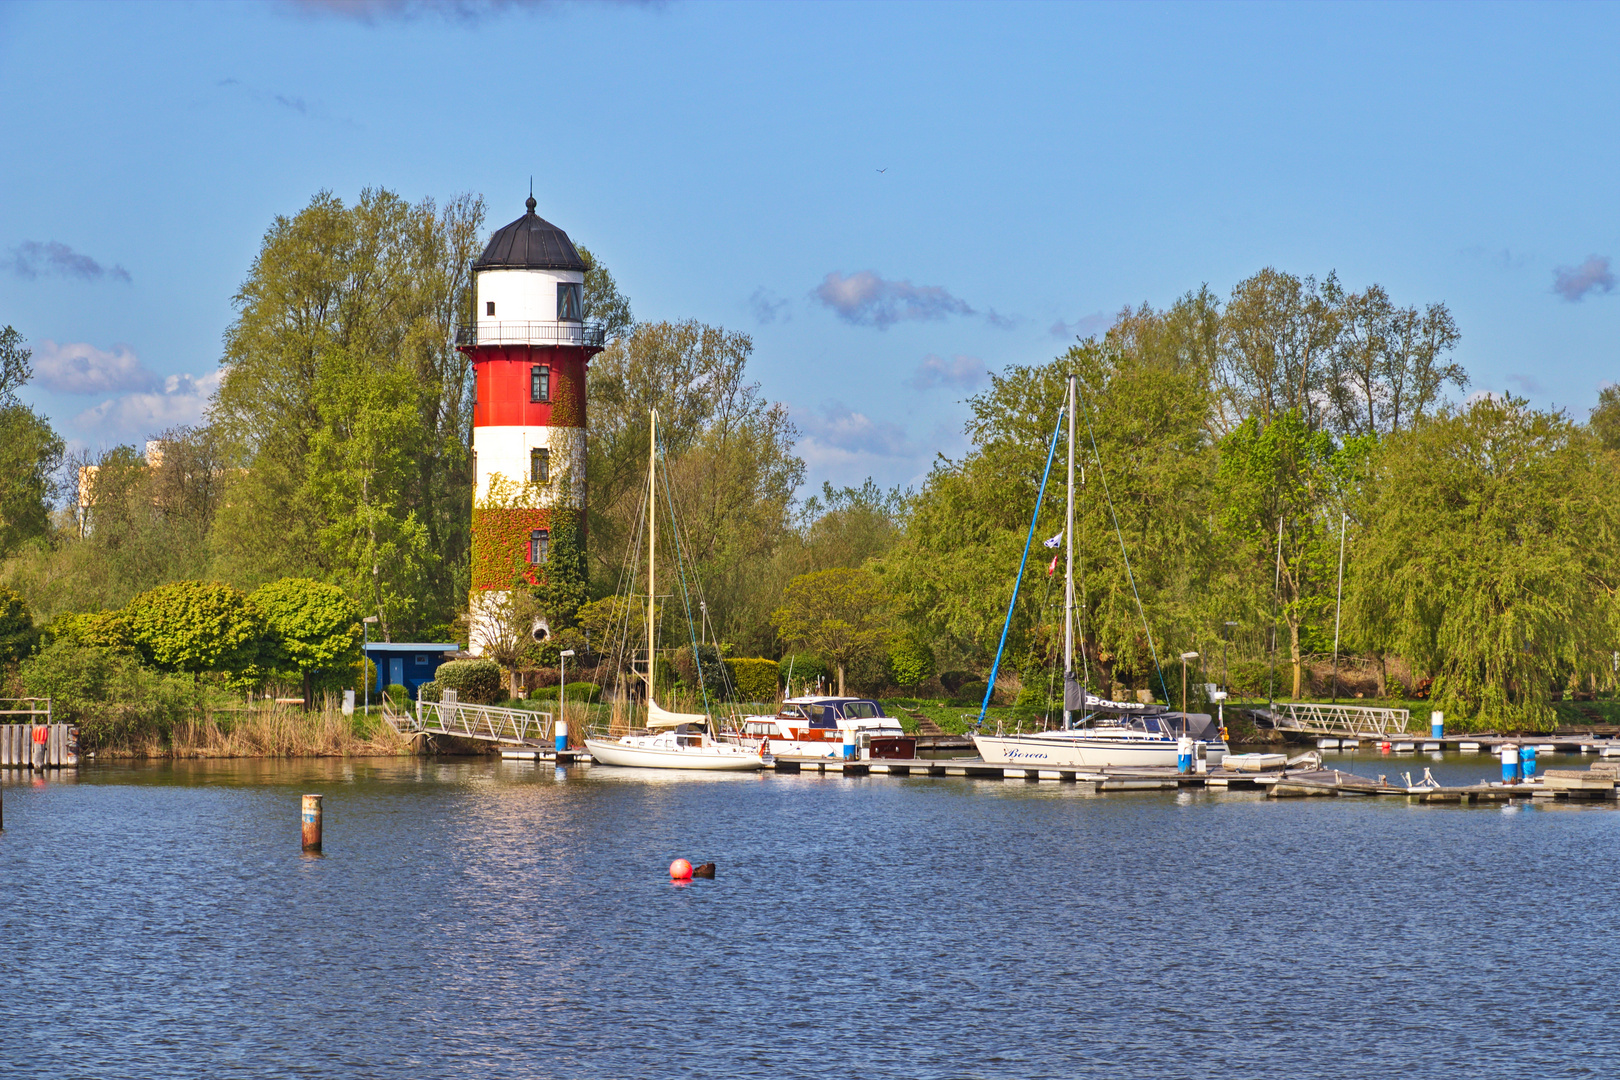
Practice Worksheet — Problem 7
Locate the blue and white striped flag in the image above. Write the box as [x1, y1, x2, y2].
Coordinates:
[1042, 532, 1063, 549]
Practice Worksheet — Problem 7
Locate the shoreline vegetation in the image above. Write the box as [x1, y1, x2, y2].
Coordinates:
[7, 197, 1620, 737]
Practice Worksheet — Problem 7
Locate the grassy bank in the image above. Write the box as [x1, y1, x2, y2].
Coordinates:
[91, 702, 420, 759]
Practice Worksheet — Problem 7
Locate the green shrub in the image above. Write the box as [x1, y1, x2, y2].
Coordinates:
[887, 635, 935, 689]
[1226, 659, 1272, 697]
[779, 653, 827, 692]
[384, 683, 408, 706]
[434, 658, 502, 704]
[726, 658, 779, 702]
[0, 588, 39, 663]
[953, 680, 990, 706]
[674, 644, 728, 700]
[563, 681, 601, 704]
[417, 679, 442, 703]
[1014, 684, 1052, 711]
[17, 639, 200, 748]
[938, 669, 976, 694]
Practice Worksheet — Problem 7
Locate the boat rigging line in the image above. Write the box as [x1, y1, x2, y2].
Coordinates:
[977, 401, 1066, 728]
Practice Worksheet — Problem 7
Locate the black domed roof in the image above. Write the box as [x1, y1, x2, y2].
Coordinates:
[473, 196, 586, 272]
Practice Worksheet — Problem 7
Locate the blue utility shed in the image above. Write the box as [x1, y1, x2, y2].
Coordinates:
[364, 642, 460, 699]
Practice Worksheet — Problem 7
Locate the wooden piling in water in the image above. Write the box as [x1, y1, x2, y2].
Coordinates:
[301, 794, 323, 851]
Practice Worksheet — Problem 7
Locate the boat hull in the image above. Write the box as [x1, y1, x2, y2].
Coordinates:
[584, 737, 765, 771]
[973, 734, 1226, 770]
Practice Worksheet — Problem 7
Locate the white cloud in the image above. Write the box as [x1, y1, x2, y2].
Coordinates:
[1552, 255, 1615, 302]
[32, 340, 160, 395]
[1049, 312, 1113, 340]
[748, 287, 791, 325]
[76, 370, 221, 438]
[813, 270, 975, 329]
[6, 240, 130, 283]
[906, 353, 987, 392]
[794, 401, 917, 466]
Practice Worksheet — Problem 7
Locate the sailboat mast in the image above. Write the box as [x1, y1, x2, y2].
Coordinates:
[1064, 374, 1077, 728]
[647, 409, 658, 704]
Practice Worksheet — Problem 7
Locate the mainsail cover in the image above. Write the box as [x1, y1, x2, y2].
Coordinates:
[647, 699, 709, 729]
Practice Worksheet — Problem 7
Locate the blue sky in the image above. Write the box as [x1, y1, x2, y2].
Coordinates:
[2, 0, 1617, 494]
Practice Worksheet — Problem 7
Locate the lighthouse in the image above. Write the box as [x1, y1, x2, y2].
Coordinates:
[460, 196, 603, 655]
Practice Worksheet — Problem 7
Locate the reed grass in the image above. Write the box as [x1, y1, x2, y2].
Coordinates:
[98, 702, 419, 759]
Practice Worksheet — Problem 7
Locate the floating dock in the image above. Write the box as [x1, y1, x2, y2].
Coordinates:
[767, 754, 1620, 804]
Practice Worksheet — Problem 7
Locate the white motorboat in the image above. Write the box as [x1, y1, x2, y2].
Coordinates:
[736, 696, 917, 760]
[583, 408, 765, 773]
[969, 373, 1229, 771]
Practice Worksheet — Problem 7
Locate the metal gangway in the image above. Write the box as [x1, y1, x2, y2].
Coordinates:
[1258, 701, 1411, 739]
[384, 694, 554, 747]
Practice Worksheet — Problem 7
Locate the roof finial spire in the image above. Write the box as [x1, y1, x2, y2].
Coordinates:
[526, 177, 536, 213]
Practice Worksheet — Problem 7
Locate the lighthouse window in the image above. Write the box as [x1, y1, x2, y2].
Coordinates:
[557, 282, 583, 322]
[531, 447, 549, 484]
[530, 365, 550, 403]
[486, 301, 495, 316]
[529, 528, 550, 565]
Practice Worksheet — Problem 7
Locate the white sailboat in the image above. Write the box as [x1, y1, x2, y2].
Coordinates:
[584, 409, 766, 772]
[972, 373, 1227, 770]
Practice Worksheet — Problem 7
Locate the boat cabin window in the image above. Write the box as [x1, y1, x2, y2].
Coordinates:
[843, 701, 882, 719]
[1143, 718, 1161, 733]
[779, 705, 806, 719]
[805, 705, 835, 728]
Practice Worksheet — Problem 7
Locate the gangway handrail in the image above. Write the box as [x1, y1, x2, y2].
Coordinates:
[1264, 701, 1411, 738]
[389, 695, 554, 745]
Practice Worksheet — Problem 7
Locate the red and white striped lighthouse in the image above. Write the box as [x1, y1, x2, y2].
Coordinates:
[459, 197, 603, 654]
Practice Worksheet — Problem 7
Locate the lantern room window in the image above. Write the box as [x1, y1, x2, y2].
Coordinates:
[529, 528, 550, 565]
[531, 447, 549, 484]
[557, 282, 583, 322]
[531, 365, 550, 403]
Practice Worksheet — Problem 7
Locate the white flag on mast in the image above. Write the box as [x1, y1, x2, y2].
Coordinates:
[1043, 532, 1063, 549]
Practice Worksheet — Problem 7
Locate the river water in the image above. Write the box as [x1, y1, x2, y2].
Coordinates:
[2, 749, 1615, 1079]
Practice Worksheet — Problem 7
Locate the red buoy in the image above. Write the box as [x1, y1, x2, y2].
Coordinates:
[669, 858, 693, 880]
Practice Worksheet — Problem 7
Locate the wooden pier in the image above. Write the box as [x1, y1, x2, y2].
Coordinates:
[768, 754, 1620, 804]
[0, 723, 78, 769]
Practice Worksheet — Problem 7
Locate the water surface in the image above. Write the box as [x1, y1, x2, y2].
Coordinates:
[2, 751, 1613, 1078]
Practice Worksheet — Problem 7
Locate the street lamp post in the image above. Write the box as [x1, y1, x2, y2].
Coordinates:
[1222, 622, 1238, 697]
[362, 616, 380, 712]
[560, 648, 576, 752]
[1180, 651, 1199, 716]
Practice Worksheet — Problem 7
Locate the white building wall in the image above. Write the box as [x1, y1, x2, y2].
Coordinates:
[475, 267, 585, 332]
[472, 425, 588, 507]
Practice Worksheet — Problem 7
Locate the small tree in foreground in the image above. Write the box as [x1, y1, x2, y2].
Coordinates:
[771, 567, 892, 696]
[251, 577, 360, 710]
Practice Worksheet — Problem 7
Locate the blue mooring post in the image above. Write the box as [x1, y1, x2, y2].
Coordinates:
[1501, 744, 1519, 785]
[555, 718, 568, 756]
[1521, 744, 1537, 781]
[1177, 736, 1193, 775]
[1431, 710, 1444, 740]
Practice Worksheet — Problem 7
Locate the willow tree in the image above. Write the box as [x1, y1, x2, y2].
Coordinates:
[1348, 396, 1620, 728]
[211, 188, 485, 637]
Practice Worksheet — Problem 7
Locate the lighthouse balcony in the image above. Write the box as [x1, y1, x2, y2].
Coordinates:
[456, 321, 606, 348]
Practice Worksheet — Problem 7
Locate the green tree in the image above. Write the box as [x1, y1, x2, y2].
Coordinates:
[0, 587, 38, 662]
[250, 577, 360, 709]
[1326, 283, 1465, 438]
[1214, 269, 1340, 434]
[579, 244, 634, 342]
[1348, 396, 1620, 727]
[210, 188, 484, 637]
[1591, 385, 1620, 451]
[771, 567, 893, 695]
[126, 580, 263, 679]
[0, 327, 65, 559]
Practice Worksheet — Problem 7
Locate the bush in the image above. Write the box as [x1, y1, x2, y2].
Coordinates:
[0, 588, 39, 663]
[779, 653, 827, 693]
[954, 680, 990, 706]
[674, 644, 728, 700]
[563, 681, 601, 704]
[384, 683, 408, 705]
[887, 635, 935, 689]
[1226, 659, 1272, 697]
[417, 679, 442, 703]
[434, 658, 503, 704]
[939, 670, 976, 694]
[726, 658, 779, 702]
[1014, 684, 1052, 711]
